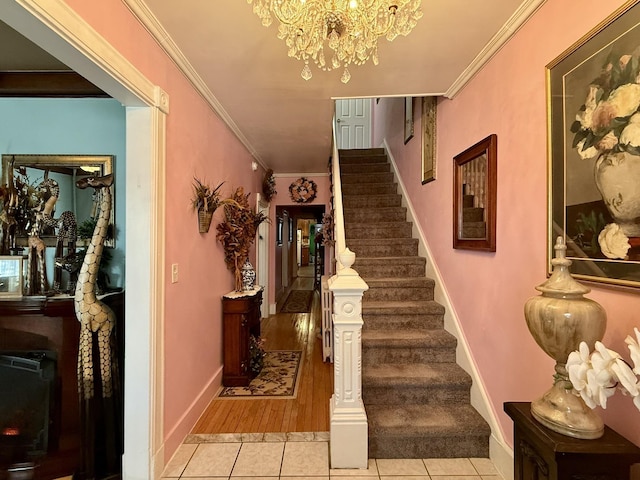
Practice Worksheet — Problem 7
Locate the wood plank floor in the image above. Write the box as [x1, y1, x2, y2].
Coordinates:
[191, 275, 333, 434]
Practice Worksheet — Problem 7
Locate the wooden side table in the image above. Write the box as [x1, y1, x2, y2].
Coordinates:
[505, 402, 640, 480]
[222, 287, 263, 387]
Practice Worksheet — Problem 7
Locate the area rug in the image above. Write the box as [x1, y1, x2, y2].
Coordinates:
[217, 350, 302, 398]
[281, 289, 313, 313]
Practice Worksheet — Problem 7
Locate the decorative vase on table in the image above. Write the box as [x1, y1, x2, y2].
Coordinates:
[241, 258, 256, 291]
[524, 236, 607, 439]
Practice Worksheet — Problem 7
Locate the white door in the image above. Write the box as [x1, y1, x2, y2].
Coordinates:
[335, 98, 372, 149]
[256, 194, 269, 318]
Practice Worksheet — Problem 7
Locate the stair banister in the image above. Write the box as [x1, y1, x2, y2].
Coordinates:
[328, 118, 369, 469]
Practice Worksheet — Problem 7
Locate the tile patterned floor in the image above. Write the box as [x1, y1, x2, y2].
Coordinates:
[162, 439, 503, 480]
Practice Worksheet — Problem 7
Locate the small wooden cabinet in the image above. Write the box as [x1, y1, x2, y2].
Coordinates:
[222, 287, 262, 387]
[505, 402, 640, 480]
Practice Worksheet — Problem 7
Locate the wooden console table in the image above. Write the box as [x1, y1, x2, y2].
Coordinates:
[505, 402, 640, 480]
[222, 287, 262, 387]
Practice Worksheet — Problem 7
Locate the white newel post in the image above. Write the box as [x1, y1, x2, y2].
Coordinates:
[328, 248, 369, 469]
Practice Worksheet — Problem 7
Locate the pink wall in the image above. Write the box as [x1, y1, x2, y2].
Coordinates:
[373, 0, 640, 447]
[63, 0, 266, 459]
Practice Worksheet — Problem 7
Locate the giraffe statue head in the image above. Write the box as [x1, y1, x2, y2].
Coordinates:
[76, 173, 114, 190]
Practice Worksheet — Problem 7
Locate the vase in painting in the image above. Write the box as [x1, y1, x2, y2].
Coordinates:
[524, 236, 607, 439]
[595, 151, 640, 237]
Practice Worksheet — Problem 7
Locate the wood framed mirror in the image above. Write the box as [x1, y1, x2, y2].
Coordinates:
[453, 134, 497, 251]
[1, 154, 115, 253]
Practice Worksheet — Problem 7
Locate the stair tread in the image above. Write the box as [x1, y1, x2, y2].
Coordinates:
[343, 186, 397, 193]
[349, 238, 417, 244]
[363, 299, 445, 313]
[356, 255, 426, 263]
[362, 328, 456, 346]
[365, 277, 435, 287]
[363, 363, 471, 386]
[367, 404, 490, 436]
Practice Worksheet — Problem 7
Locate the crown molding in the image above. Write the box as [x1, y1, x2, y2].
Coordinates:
[122, 0, 266, 170]
[445, 0, 546, 99]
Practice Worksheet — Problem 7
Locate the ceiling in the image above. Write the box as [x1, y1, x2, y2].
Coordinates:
[0, 1, 542, 173]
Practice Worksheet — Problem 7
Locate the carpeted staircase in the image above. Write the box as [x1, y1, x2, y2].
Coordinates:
[339, 147, 491, 459]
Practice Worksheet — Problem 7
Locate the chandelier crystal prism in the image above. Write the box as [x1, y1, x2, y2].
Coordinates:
[247, 0, 423, 83]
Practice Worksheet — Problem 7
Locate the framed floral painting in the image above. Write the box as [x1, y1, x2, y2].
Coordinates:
[547, 0, 640, 288]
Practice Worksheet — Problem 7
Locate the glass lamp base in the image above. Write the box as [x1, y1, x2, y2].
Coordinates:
[531, 383, 604, 439]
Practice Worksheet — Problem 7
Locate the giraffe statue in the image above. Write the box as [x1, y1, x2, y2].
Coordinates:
[74, 173, 120, 478]
[52, 211, 77, 292]
[74, 173, 115, 400]
[25, 177, 59, 295]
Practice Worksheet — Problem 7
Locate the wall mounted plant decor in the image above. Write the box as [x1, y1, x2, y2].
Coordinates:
[191, 177, 225, 233]
[262, 169, 277, 202]
[289, 177, 317, 203]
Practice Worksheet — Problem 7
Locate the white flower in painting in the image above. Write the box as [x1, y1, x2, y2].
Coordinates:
[575, 138, 599, 160]
[592, 84, 640, 131]
[576, 84, 601, 131]
[620, 114, 640, 148]
[626, 327, 640, 375]
[598, 223, 631, 259]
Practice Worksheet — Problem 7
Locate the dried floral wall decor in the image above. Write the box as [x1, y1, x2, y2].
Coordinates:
[191, 177, 226, 233]
[289, 177, 317, 203]
[262, 169, 277, 202]
[216, 186, 269, 291]
[321, 211, 335, 247]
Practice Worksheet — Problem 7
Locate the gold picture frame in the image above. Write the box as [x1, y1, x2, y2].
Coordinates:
[404, 97, 414, 144]
[547, 0, 640, 288]
[422, 96, 437, 184]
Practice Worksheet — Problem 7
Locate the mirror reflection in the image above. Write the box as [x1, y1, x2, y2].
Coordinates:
[0, 154, 115, 294]
[458, 154, 488, 240]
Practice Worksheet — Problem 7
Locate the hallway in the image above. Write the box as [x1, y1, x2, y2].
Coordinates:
[190, 268, 331, 434]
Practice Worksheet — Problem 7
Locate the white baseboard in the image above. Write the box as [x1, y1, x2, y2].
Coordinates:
[490, 434, 514, 480]
[161, 366, 223, 474]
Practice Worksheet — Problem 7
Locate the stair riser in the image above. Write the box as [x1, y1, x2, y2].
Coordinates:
[364, 287, 433, 302]
[363, 386, 470, 406]
[356, 263, 425, 278]
[368, 435, 489, 459]
[341, 163, 390, 174]
[346, 223, 412, 239]
[342, 184, 397, 195]
[343, 195, 402, 208]
[349, 243, 418, 257]
[363, 314, 444, 330]
[341, 172, 394, 184]
[363, 347, 455, 364]
[344, 208, 406, 222]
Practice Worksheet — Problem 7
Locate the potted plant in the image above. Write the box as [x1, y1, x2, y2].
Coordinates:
[191, 177, 225, 233]
[216, 186, 269, 291]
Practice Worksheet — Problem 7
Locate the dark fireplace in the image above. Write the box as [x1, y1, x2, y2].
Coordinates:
[0, 351, 56, 467]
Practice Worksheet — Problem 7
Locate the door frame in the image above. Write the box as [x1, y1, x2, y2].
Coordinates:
[0, 2, 167, 478]
[256, 194, 270, 318]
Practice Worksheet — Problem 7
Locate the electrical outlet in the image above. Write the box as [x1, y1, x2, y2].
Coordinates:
[171, 263, 179, 283]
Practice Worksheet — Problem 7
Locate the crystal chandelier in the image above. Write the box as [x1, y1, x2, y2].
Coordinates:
[247, 0, 423, 83]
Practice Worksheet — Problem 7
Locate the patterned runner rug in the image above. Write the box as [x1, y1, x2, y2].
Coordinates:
[280, 289, 313, 313]
[217, 350, 302, 398]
